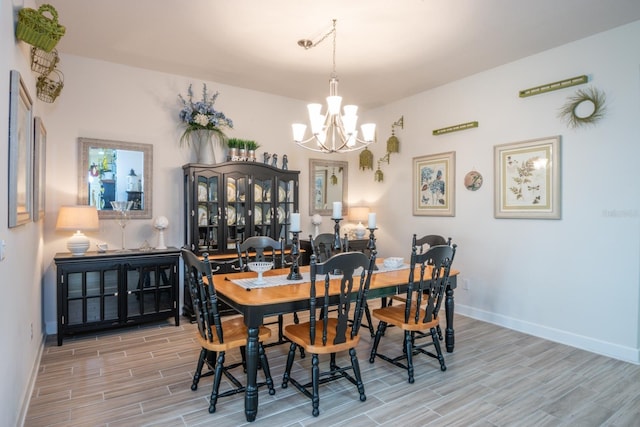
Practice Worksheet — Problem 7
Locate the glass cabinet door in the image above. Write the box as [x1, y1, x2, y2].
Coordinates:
[278, 178, 296, 244]
[225, 174, 248, 251]
[66, 268, 119, 325]
[125, 262, 175, 319]
[253, 175, 274, 237]
[195, 173, 220, 253]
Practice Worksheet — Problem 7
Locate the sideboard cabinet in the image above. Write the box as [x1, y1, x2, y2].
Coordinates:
[54, 248, 180, 345]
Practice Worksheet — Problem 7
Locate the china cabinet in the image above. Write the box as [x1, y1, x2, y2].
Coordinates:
[182, 162, 300, 319]
[183, 162, 299, 255]
[54, 248, 180, 345]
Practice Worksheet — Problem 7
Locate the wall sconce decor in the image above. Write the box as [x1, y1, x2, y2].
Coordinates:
[365, 116, 403, 182]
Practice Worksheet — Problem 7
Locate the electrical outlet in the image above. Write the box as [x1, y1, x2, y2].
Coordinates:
[462, 278, 470, 290]
[0, 239, 5, 261]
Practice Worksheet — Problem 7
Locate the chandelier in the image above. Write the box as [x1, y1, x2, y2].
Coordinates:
[292, 19, 376, 153]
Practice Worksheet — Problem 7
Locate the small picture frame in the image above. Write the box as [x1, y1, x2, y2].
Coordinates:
[494, 135, 561, 219]
[33, 117, 47, 221]
[413, 151, 455, 216]
[8, 70, 33, 228]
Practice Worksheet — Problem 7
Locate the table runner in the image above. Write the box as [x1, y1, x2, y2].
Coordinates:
[231, 263, 410, 290]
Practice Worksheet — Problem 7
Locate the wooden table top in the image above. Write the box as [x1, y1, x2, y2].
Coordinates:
[211, 262, 459, 307]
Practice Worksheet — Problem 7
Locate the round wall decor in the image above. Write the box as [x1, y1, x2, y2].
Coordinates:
[464, 170, 483, 191]
[559, 86, 606, 128]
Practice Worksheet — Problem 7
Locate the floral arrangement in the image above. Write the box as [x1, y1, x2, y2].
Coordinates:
[178, 83, 233, 146]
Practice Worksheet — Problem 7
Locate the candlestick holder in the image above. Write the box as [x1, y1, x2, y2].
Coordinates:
[367, 227, 379, 270]
[332, 217, 342, 251]
[287, 231, 302, 280]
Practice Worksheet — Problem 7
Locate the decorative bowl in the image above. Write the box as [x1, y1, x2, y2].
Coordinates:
[247, 261, 273, 285]
[383, 257, 404, 269]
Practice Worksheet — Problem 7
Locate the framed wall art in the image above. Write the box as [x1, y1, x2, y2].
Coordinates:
[413, 151, 455, 216]
[33, 117, 47, 221]
[494, 135, 561, 219]
[8, 70, 34, 228]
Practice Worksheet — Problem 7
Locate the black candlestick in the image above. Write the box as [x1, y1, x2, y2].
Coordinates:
[367, 227, 379, 270]
[287, 231, 302, 280]
[332, 217, 342, 251]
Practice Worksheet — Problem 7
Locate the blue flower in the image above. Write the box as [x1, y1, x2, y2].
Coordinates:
[178, 83, 233, 146]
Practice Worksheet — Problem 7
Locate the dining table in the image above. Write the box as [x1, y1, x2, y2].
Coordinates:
[211, 260, 459, 422]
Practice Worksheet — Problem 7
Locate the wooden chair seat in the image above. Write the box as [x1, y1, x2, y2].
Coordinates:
[196, 317, 271, 351]
[371, 306, 439, 332]
[285, 318, 360, 355]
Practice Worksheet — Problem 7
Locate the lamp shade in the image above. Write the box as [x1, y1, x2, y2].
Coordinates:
[56, 206, 100, 231]
[349, 206, 370, 222]
[56, 206, 99, 256]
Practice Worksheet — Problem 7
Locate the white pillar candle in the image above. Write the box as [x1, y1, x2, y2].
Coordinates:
[333, 201, 342, 219]
[290, 213, 301, 232]
[368, 212, 377, 229]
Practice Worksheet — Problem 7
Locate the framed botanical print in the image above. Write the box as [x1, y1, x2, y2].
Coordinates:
[413, 151, 455, 216]
[33, 117, 47, 221]
[494, 135, 561, 219]
[8, 70, 33, 227]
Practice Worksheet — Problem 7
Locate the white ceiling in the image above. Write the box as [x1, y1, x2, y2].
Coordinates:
[39, 0, 640, 109]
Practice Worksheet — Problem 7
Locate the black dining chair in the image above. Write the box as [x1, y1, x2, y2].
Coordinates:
[181, 249, 275, 414]
[282, 250, 377, 417]
[369, 242, 456, 383]
[236, 236, 301, 350]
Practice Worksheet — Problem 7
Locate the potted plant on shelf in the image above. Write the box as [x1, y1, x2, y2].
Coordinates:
[178, 83, 233, 164]
[227, 138, 242, 160]
[246, 140, 260, 161]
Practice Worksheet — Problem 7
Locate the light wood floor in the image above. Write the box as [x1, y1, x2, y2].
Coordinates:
[25, 307, 640, 427]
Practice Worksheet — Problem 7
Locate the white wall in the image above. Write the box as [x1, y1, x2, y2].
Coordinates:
[0, 1, 47, 425]
[352, 21, 640, 363]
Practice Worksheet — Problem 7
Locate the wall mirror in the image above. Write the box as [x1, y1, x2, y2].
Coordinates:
[309, 158, 348, 216]
[78, 137, 153, 219]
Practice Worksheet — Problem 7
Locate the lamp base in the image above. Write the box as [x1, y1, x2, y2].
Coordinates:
[67, 231, 90, 256]
[355, 222, 367, 239]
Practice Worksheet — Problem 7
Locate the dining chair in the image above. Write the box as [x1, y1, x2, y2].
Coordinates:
[181, 249, 275, 414]
[414, 234, 451, 253]
[282, 250, 377, 417]
[309, 232, 342, 262]
[236, 236, 299, 349]
[369, 242, 456, 383]
[388, 233, 453, 333]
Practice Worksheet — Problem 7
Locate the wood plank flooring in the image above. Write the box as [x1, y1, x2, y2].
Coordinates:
[25, 307, 640, 426]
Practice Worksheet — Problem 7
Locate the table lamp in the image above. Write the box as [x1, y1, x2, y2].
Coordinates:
[56, 205, 100, 256]
[349, 206, 370, 239]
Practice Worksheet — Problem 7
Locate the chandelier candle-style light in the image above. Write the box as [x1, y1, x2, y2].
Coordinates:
[292, 19, 376, 153]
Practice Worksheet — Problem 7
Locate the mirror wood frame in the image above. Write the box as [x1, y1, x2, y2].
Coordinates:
[78, 137, 153, 219]
[309, 158, 348, 216]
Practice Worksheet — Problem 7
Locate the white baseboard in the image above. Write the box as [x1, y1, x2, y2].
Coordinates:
[17, 333, 45, 427]
[455, 304, 640, 365]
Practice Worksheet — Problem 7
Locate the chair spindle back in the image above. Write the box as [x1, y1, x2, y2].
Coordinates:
[309, 251, 376, 346]
[182, 249, 224, 344]
[405, 243, 457, 325]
